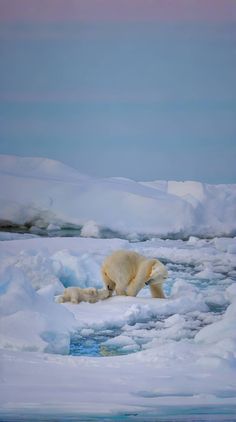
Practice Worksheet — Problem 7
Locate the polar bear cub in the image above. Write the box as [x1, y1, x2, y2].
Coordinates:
[58, 287, 111, 304]
[101, 250, 168, 298]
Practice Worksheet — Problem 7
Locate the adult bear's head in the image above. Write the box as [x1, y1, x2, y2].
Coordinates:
[145, 259, 168, 286]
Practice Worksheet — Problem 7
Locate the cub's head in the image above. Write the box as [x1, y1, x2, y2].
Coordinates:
[146, 259, 168, 286]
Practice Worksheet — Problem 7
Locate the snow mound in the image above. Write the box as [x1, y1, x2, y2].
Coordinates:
[0, 266, 75, 354]
[0, 155, 236, 238]
[0, 154, 88, 183]
[80, 220, 100, 238]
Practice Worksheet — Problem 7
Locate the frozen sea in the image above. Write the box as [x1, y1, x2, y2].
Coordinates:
[0, 151, 236, 420]
[0, 233, 236, 421]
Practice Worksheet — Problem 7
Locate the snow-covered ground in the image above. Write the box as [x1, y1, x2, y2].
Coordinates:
[0, 154, 236, 239]
[0, 235, 236, 418]
[0, 154, 236, 419]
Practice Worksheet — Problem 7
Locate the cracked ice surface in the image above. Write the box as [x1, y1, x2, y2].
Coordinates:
[0, 236, 236, 414]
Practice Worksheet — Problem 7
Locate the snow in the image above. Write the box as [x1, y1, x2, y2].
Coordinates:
[0, 154, 236, 416]
[0, 154, 236, 238]
[0, 231, 38, 241]
[80, 220, 100, 238]
[0, 266, 75, 354]
[195, 284, 236, 346]
[0, 235, 236, 415]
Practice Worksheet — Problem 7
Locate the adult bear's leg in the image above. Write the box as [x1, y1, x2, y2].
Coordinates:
[101, 266, 116, 292]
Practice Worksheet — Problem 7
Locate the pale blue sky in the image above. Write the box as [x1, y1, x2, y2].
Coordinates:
[0, 4, 236, 182]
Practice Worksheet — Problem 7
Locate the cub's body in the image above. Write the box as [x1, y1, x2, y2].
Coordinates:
[58, 286, 111, 304]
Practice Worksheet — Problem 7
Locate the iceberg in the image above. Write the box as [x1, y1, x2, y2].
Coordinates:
[0, 154, 235, 238]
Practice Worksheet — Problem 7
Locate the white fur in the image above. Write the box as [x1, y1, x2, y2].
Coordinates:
[101, 250, 167, 298]
[58, 287, 111, 304]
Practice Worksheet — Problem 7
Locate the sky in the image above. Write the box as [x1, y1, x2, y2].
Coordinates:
[0, 0, 236, 183]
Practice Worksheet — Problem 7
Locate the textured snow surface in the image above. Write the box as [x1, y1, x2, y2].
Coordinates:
[0, 154, 236, 238]
[1, 154, 236, 415]
[0, 236, 236, 414]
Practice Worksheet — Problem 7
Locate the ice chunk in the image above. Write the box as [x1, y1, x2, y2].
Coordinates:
[0, 267, 76, 354]
[81, 220, 100, 238]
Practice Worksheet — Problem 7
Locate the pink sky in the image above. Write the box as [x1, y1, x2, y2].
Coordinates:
[0, 0, 236, 23]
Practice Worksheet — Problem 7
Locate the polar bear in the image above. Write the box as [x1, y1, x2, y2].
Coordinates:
[58, 286, 111, 304]
[101, 250, 168, 298]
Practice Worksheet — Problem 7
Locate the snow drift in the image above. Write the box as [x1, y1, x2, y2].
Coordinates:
[0, 154, 235, 238]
